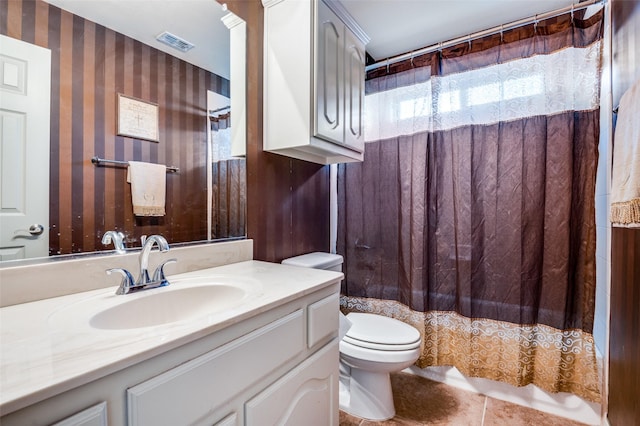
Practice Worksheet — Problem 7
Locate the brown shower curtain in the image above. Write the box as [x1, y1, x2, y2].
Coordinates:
[338, 10, 603, 402]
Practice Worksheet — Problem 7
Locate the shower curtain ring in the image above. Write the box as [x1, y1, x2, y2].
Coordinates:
[571, 4, 575, 24]
[534, 14, 538, 34]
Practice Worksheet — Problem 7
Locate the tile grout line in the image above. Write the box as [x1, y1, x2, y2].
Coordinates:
[480, 396, 488, 426]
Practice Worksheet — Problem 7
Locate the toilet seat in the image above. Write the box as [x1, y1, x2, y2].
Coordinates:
[343, 335, 420, 351]
[344, 313, 421, 351]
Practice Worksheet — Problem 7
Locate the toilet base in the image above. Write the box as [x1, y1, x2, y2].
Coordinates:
[339, 364, 395, 421]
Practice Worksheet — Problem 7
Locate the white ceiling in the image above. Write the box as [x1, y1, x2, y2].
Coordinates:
[43, 0, 230, 79]
[45, 0, 580, 79]
[339, 0, 578, 62]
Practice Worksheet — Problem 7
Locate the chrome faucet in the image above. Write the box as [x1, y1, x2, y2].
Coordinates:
[106, 234, 176, 295]
[137, 235, 170, 286]
[101, 231, 126, 254]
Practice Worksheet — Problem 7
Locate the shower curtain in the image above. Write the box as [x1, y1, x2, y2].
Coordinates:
[337, 10, 603, 402]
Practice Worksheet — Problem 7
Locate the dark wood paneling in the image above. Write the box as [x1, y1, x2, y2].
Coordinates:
[609, 228, 640, 425]
[225, 0, 330, 263]
[2, 0, 230, 255]
[212, 159, 246, 239]
[609, 1, 640, 424]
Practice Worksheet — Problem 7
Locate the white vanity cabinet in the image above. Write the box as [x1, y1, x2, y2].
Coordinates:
[127, 310, 307, 425]
[263, 0, 368, 164]
[128, 296, 339, 426]
[0, 281, 340, 426]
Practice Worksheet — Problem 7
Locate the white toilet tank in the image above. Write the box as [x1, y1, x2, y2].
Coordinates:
[281, 252, 343, 273]
[282, 252, 350, 341]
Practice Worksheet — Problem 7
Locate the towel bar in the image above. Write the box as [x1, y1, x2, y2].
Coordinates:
[91, 156, 179, 173]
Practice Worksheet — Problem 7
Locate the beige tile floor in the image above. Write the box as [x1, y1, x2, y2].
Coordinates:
[339, 372, 589, 426]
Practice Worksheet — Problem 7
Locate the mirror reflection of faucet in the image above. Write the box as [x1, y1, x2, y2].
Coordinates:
[101, 231, 126, 254]
[106, 234, 177, 295]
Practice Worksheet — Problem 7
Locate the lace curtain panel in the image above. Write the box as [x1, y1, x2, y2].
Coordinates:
[337, 10, 603, 402]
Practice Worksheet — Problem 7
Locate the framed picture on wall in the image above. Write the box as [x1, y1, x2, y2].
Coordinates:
[117, 93, 159, 142]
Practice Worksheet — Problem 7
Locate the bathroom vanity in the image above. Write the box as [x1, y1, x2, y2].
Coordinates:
[0, 259, 342, 425]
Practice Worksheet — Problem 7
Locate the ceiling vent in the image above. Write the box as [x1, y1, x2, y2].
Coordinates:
[155, 31, 195, 52]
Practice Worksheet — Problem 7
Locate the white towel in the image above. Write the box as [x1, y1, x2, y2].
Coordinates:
[611, 78, 640, 227]
[126, 161, 167, 217]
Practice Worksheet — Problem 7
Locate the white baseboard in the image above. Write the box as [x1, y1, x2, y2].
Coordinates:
[405, 365, 603, 425]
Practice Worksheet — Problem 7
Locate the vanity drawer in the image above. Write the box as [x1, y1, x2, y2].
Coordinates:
[213, 412, 237, 426]
[127, 309, 304, 426]
[51, 401, 107, 426]
[307, 293, 339, 348]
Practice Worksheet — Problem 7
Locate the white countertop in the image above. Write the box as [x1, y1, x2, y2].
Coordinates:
[0, 260, 343, 415]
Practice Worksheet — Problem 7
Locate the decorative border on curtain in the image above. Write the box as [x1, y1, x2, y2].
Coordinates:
[341, 295, 601, 403]
[611, 198, 640, 225]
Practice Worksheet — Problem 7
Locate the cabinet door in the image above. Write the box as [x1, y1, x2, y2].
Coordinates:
[315, 0, 344, 144]
[245, 340, 339, 426]
[344, 29, 365, 153]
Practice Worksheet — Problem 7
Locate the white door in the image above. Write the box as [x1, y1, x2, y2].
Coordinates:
[0, 35, 51, 261]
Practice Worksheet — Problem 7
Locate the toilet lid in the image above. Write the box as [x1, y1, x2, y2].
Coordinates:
[344, 313, 421, 350]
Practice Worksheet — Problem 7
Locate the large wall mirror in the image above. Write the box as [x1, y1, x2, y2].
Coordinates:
[0, 0, 246, 264]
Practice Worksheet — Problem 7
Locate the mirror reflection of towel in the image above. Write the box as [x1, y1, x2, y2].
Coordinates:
[127, 161, 166, 217]
[611, 78, 640, 227]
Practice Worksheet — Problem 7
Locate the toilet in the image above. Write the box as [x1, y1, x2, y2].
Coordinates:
[282, 252, 421, 421]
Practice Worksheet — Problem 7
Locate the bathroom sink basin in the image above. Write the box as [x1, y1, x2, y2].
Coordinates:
[90, 284, 246, 330]
[48, 275, 262, 331]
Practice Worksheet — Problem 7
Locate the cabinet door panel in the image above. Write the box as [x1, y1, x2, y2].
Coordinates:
[315, 0, 344, 144]
[308, 293, 339, 348]
[245, 340, 339, 426]
[344, 29, 365, 153]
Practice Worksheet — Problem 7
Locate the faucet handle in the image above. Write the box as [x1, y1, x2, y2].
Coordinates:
[107, 268, 135, 295]
[152, 258, 177, 283]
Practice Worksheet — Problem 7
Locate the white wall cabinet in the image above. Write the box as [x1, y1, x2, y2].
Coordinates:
[263, 0, 368, 164]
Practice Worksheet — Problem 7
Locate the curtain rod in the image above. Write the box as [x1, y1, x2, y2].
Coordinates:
[365, 0, 605, 72]
[209, 105, 230, 114]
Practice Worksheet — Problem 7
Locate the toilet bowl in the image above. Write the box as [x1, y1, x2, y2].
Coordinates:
[339, 312, 420, 420]
[281, 252, 422, 421]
